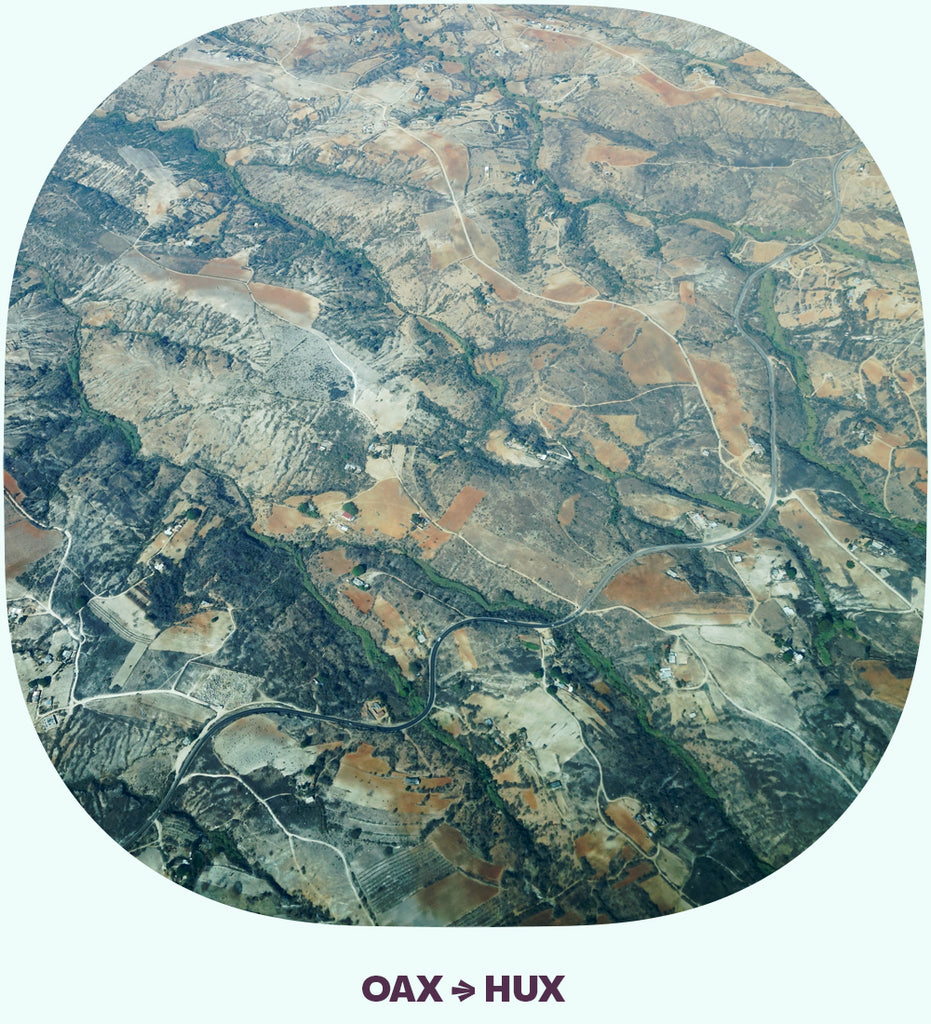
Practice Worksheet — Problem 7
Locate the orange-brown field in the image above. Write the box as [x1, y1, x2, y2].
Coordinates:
[332, 743, 456, 816]
[415, 484, 487, 556]
[373, 596, 407, 636]
[621, 323, 691, 385]
[355, 478, 419, 539]
[861, 356, 887, 386]
[635, 67, 833, 117]
[683, 218, 735, 241]
[151, 609, 232, 654]
[263, 504, 308, 536]
[439, 485, 486, 531]
[4, 471, 25, 503]
[320, 547, 354, 575]
[542, 269, 598, 303]
[557, 493, 580, 527]
[366, 129, 448, 193]
[248, 281, 320, 328]
[5, 514, 63, 579]
[605, 800, 656, 854]
[598, 414, 647, 446]
[635, 70, 714, 106]
[589, 437, 630, 472]
[546, 403, 576, 425]
[574, 828, 630, 877]
[344, 586, 375, 613]
[855, 660, 910, 709]
[613, 860, 653, 889]
[197, 256, 251, 280]
[524, 27, 581, 53]
[733, 48, 780, 69]
[603, 553, 749, 621]
[584, 141, 655, 167]
[895, 447, 928, 496]
[406, 872, 498, 925]
[851, 425, 909, 470]
[430, 823, 504, 883]
[691, 355, 753, 456]
[567, 301, 643, 354]
[452, 628, 479, 670]
[519, 907, 584, 926]
[520, 789, 539, 810]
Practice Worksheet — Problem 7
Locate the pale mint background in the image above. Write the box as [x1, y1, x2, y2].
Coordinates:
[1, 2, 927, 1020]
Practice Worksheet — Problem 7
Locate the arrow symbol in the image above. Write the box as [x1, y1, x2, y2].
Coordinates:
[451, 980, 475, 1002]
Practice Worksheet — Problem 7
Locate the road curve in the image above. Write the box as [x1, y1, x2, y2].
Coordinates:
[120, 148, 854, 852]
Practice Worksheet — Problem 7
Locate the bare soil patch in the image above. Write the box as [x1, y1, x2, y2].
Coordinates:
[862, 357, 887, 386]
[574, 827, 628, 877]
[248, 281, 320, 328]
[691, 355, 752, 456]
[895, 447, 927, 496]
[734, 49, 781, 69]
[263, 504, 311, 536]
[462, 256, 520, 300]
[567, 301, 643, 354]
[622, 323, 691, 385]
[598, 414, 647, 446]
[417, 208, 463, 269]
[486, 429, 540, 467]
[313, 491, 348, 518]
[474, 351, 508, 373]
[344, 586, 375, 614]
[355, 478, 418, 540]
[5, 516, 63, 579]
[197, 256, 251, 280]
[430, 823, 503, 883]
[519, 907, 584, 926]
[547, 404, 576, 425]
[749, 240, 787, 263]
[404, 872, 498, 926]
[635, 70, 711, 106]
[639, 873, 682, 914]
[452, 628, 479, 670]
[373, 596, 409, 639]
[542, 269, 598, 303]
[605, 800, 655, 853]
[427, 130, 470, 190]
[531, 342, 562, 370]
[415, 525, 452, 555]
[585, 142, 655, 167]
[320, 548, 354, 576]
[603, 552, 748, 620]
[683, 218, 735, 241]
[4, 471, 26, 502]
[333, 743, 455, 817]
[589, 437, 630, 472]
[439, 485, 486, 531]
[151, 609, 232, 654]
[613, 860, 653, 889]
[855, 660, 910, 709]
[558, 493, 580, 527]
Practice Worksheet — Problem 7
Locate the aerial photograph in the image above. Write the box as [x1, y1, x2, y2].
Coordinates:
[4, 3, 925, 927]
